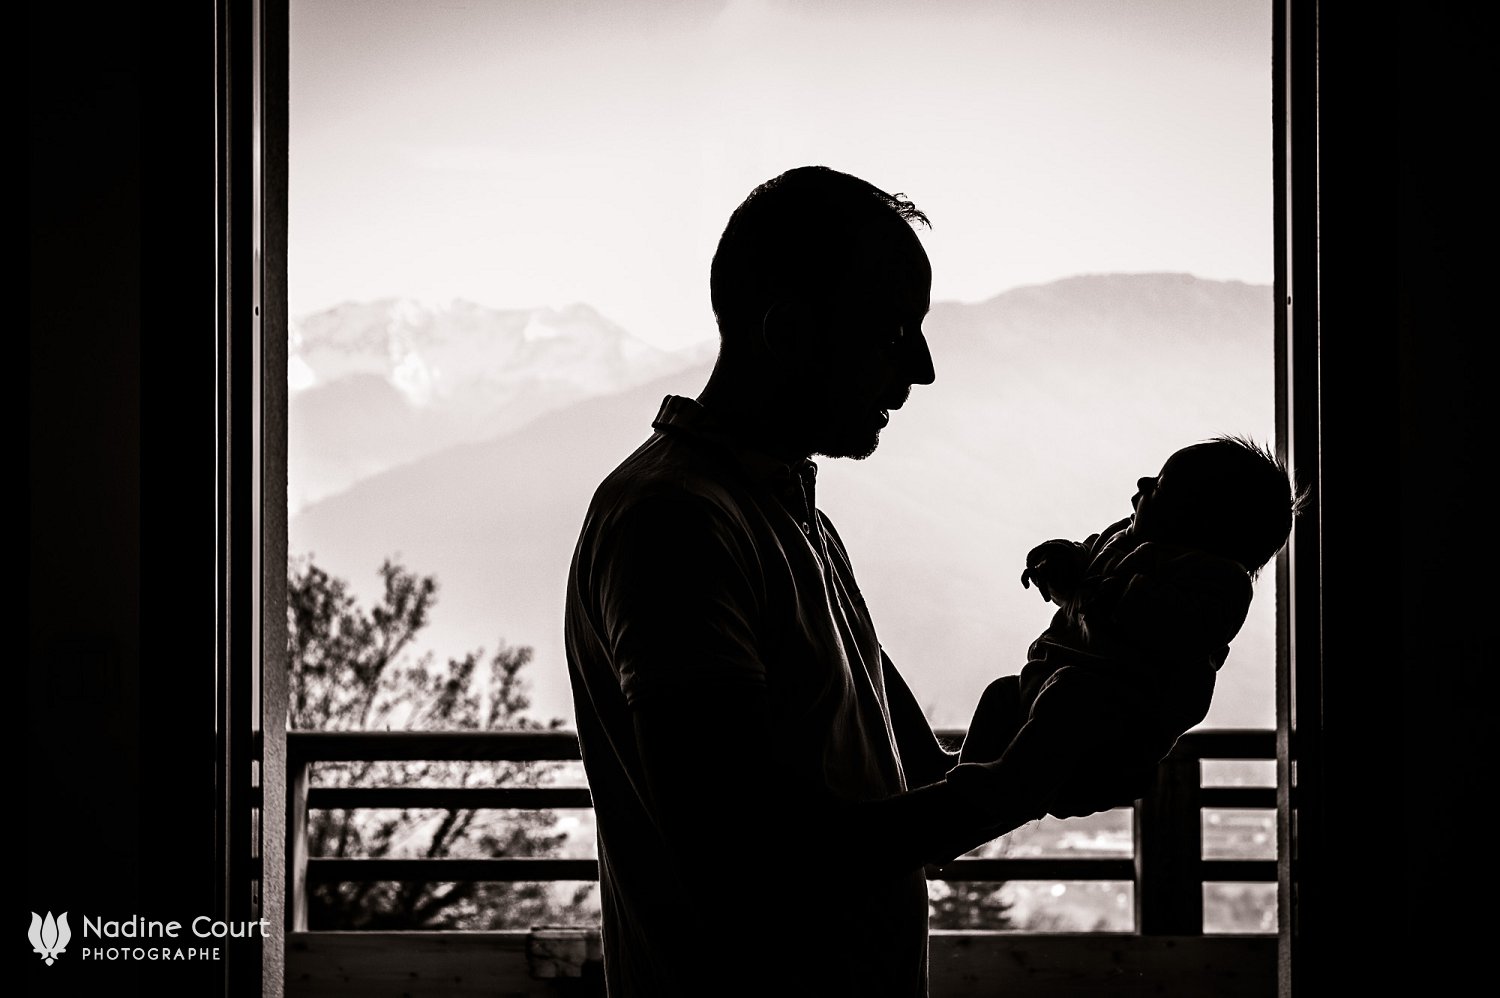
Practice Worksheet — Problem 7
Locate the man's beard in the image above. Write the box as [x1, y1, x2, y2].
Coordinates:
[802, 382, 905, 461]
[812, 421, 882, 461]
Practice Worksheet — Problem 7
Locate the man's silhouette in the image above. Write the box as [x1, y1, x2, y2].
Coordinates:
[564, 166, 1136, 998]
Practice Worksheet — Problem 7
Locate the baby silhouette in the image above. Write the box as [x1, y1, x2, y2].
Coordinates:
[949, 435, 1303, 826]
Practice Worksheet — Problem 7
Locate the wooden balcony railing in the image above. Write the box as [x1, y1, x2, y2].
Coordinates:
[285, 727, 1278, 997]
[288, 729, 596, 929]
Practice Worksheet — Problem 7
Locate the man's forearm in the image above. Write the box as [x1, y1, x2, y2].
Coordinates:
[632, 689, 1023, 892]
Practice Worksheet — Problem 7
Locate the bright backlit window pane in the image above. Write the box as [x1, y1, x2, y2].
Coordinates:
[289, 0, 1274, 932]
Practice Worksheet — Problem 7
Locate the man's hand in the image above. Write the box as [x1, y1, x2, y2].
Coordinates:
[1020, 539, 1090, 604]
[1044, 757, 1160, 818]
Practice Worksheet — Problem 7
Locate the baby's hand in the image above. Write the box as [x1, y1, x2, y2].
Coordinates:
[1020, 539, 1089, 603]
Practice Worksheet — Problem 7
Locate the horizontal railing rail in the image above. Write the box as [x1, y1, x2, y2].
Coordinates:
[306, 858, 601, 882]
[287, 727, 1277, 934]
[290, 730, 582, 761]
[305, 788, 594, 809]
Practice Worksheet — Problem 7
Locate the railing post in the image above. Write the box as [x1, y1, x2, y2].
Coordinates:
[1135, 749, 1203, 935]
[288, 752, 310, 932]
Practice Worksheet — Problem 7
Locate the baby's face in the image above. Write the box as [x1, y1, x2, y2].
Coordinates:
[1129, 472, 1161, 536]
[1130, 448, 1201, 541]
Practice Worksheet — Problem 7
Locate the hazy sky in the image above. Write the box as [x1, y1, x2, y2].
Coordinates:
[290, 0, 1272, 350]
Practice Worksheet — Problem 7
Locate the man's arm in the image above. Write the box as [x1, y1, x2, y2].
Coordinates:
[633, 687, 1012, 882]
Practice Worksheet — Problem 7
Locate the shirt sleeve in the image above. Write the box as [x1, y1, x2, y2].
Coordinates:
[594, 494, 768, 707]
[880, 649, 960, 788]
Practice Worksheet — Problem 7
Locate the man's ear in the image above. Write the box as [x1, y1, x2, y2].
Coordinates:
[760, 298, 826, 367]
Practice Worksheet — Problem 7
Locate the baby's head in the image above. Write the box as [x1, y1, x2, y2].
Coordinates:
[1130, 435, 1304, 577]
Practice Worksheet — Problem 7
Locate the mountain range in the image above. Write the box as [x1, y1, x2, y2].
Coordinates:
[289, 299, 714, 512]
[289, 273, 1277, 730]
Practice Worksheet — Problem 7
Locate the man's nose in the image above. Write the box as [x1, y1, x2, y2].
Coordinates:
[905, 329, 935, 386]
[1137, 476, 1156, 493]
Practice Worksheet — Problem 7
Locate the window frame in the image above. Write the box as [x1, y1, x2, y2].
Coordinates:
[225, 2, 1327, 994]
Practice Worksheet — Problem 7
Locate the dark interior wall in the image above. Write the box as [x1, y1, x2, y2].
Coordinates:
[1283, 7, 1482, 992]
[1391, 9, 1484, 989]
[27, 2, 219, 993]
[24, 3, 1481, 997]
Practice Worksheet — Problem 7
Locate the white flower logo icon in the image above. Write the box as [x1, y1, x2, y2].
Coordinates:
[30, 911, 71, 965]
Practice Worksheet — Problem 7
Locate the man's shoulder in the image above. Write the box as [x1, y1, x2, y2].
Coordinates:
[584, 426, 755, 535]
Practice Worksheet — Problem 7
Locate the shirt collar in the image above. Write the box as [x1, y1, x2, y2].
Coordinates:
[651, 395, 818, 489]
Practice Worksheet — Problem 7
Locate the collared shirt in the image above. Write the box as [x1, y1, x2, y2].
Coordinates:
[564, 395, 951, 998]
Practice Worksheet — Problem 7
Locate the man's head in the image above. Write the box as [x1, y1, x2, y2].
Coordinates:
[1130, 435, 1305, 576]
[708, 166, 935, 460]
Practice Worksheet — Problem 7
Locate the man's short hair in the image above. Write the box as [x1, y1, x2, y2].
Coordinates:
[709, 165, 929, 338]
